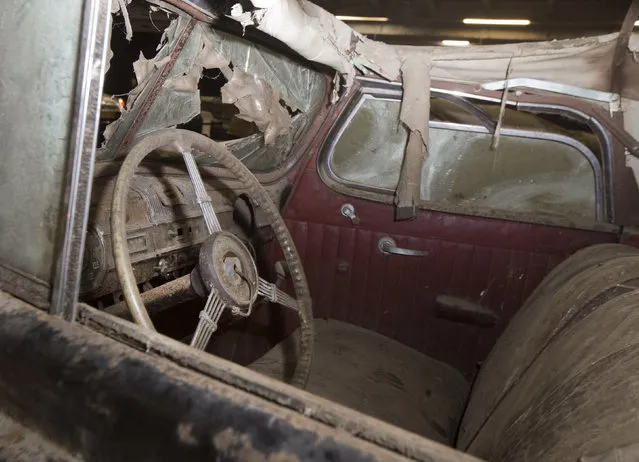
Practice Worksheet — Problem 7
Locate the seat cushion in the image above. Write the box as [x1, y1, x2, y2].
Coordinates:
[249, 319, 469, 445]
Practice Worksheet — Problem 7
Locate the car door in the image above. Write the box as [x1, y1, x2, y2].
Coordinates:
[273, 77, 628, 380]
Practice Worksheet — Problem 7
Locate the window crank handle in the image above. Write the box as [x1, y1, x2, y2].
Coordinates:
[340, 203, 360, 225]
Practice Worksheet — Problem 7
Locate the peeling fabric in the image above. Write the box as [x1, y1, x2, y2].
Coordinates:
[230, 0, 639, 100]
[104, 23, 114, 78]
[101, 14, 318, 158]
[230, 0, 397, 87]
[104, 0, 134, 76]
[491, 56, 515, 151]
[221, 68, 291, 145]
[133, 53, 170, 86]
[395, 57, 432, 220]
[113, 0, 134, 41]
[163, 35, 229, 93]
[101, 16, 195, 147]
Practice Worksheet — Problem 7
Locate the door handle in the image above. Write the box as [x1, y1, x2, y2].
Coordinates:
[378, 237, 429, 257]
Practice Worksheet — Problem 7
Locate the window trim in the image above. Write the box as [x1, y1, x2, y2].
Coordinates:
[318, 78, 612, 226]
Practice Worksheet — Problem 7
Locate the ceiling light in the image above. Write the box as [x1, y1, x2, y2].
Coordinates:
[336, 15, 389, 22]
[441, 40, 471, 47]
[635, 20, 639, 26]
[463, 18, 531, 26]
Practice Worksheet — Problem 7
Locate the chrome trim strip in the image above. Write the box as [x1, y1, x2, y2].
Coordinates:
[50, 0, 113, 321]
[515, 102, 615, 223]
[481, 78, 620, 106]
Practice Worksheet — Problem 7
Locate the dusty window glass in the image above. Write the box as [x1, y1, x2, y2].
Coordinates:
[329, 97, 598, 221]
[330, 97, 407, 190]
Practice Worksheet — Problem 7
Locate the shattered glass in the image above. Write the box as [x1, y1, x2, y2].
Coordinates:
[208, 113, 310, 171]
[98, 16, 326, 172]
[205, 28, 326, 113]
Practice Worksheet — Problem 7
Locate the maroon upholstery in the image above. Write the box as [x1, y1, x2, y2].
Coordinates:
[275, 166, 617, 379]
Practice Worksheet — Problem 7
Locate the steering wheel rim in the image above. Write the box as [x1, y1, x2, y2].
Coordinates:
[110, 128, 314, 388]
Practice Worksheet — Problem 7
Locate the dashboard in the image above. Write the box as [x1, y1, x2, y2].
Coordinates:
[81, 173, 235, 304]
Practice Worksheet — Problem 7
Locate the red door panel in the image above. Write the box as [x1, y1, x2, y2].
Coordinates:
[279, 165, 618, 380]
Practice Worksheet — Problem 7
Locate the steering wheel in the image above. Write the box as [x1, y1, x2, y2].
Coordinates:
[110, 128, 314, 388]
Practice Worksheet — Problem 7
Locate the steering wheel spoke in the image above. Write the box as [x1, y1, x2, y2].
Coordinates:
[258, 277, 299, 312]
[112, 129, 313, 387]
[190, 289, 227, 350]
[182, 150, 222, 234]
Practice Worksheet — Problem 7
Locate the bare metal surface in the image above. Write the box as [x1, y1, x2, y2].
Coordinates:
[257, 277, 299, 312]
[434, 93, 497, 133]
[340, 203, 360, 225]
[191, 290, 226, 350]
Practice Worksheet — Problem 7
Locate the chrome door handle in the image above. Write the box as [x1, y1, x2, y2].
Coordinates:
[378, 237, 429, 257]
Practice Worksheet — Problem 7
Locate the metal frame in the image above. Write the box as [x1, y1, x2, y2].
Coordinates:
[356, 77, 620, 205]
[49, 0, 113, 321]
[480, 78, 621, 109]
[319, 78, 610, 223]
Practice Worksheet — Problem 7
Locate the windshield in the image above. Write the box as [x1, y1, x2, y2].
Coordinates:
[97, 16, 327, 172]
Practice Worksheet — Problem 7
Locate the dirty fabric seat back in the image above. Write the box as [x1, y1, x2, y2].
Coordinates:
[458, 245, 639, 461]
[253, 245, 639, 461]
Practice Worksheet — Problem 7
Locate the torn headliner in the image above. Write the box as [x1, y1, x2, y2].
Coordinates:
[101, 0, 639, 168]
[224, 0, 639, 100]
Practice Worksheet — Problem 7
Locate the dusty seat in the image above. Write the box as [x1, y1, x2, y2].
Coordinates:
[252, 244, 639, 461]
[250, 319, 469, 445]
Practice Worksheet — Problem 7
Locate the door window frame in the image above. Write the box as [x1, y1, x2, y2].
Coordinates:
[318, 77, 615, 229]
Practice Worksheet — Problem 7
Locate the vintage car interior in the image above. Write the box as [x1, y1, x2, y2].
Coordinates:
[3, 0, 639, 461]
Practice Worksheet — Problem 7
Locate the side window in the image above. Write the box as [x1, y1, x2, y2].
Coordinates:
[328, 89, 604, 222]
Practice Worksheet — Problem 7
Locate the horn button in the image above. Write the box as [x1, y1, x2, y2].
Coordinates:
[196, 232, 258, 307]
